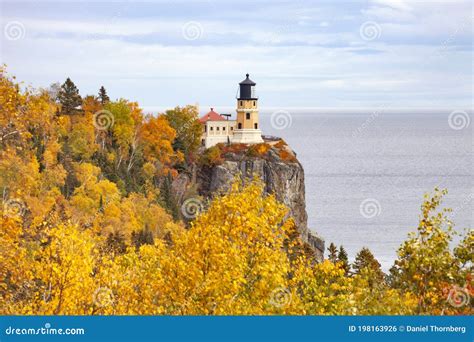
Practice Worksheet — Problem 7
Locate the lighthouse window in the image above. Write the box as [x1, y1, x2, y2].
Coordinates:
[253, 101, 256, 106]
[238, 123, 242, 129]
[246, 113, 250, 120]
[240, 101, 242, 106]
[254, 123, 258, 129]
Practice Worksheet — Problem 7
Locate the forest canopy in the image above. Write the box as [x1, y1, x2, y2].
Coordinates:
[0, 67, 472, 315]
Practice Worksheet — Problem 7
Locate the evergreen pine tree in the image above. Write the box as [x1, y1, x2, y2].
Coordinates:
[327, 242, 338, 263]
[98, 86, 110, 105]
[59, 143, 80, 198]
[58, 77, 82, 115]
[160, 172, 180, 220]
[353, 247, 384, 280]
[337, 245, 350, 274]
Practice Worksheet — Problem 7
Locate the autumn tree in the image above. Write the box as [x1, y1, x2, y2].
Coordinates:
[199, 145, 223, 167]
[82, 95, 102, 114]
[62, 95, 101, 161]
[0, 67, 60, 151]
[96, 100, 144, 193]
[0, 213, 98, 315]
[68, 162, 120, 225]
[0, 216, 33, 309]
[0, 68, 65, 224]
[389, 188, 472, 314]
[99, 191, 176, 243]
[141, 114, 181, 176]
[58, 78, 82, 115]
[106, 100, 135, 150]
[157, 178, 302, 314]
[2, 67, 471, 317]
[0, 67, 25, 146]
[295, 259, 353, 314]
[351, 267, 417, 315]
[454, 229, 473, 269]
[66, 119, 98, 161]
[163, 105, 202, 160]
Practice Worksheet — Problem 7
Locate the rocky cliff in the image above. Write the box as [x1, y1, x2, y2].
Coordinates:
[186, 139, 325, 261]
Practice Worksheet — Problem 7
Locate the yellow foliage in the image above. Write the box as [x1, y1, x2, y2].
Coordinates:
[1, 67, 470, 317]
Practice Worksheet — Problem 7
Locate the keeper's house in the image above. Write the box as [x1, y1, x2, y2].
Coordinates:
[199, 108, 235, 148]
[200, 74, 264, 148]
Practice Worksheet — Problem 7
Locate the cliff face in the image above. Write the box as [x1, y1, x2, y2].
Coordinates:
[193, 142, 324, 261]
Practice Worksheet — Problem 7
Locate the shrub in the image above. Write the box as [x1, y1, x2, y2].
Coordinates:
[279, 149, 297, 162]
[246, 143, 271, 158]
[221, 143, 248, 155]
[199, 146, 223, 166]
[274, 140, 287, 149]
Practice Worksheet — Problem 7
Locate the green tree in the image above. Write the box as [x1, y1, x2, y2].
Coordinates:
[337, 245, 350, 274]
[353, 247, 382, 274]
[353, 247, 384, 285]
[58, 78, 82, 115]
[327, 242, 338, 263]
[163, 105, 202, 159]
[199, 145, 223, 166]
[454, 229, 473, 266]
[98, 86, 110, 105]
[159, 172, 179, 220]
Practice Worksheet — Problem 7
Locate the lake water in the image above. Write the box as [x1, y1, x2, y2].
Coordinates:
[259, 109, 473, 271]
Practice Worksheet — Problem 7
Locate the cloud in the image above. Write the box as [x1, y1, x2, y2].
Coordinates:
[0, 0, 471, 108]
[370, 0, 414, 12]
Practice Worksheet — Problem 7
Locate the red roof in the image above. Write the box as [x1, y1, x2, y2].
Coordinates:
[199, 108, 226, 123]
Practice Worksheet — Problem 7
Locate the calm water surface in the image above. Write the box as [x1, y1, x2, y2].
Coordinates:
[260, 110, 473, 270]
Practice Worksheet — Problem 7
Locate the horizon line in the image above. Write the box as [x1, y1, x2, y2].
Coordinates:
[142, 106, 473, 114]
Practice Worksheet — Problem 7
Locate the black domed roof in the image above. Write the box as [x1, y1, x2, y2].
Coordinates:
[239, 73, 256, 85]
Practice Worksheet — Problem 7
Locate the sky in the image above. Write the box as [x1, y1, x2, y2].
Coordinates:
[0, 0, 472, 112]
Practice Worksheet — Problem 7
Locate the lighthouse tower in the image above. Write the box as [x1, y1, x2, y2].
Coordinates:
[231, 74, 264, 144]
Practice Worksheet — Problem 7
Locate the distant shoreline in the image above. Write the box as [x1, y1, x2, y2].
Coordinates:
[143, 106, 472, 116]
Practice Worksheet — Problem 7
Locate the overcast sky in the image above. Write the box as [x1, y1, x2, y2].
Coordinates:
[0, 0, 472, 111]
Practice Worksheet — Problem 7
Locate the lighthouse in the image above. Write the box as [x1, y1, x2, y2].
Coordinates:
[231, 74, 264, 144]
[199, 74, 264, 148]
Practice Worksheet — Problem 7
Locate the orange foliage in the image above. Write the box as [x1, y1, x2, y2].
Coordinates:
[279, 149, 297, 162]
[141, 115, 178, 171]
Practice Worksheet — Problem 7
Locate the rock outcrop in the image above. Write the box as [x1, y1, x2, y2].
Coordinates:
[191, 140, 324, 261]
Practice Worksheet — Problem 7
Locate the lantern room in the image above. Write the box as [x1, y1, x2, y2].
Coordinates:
[237, 73, 258, 100]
